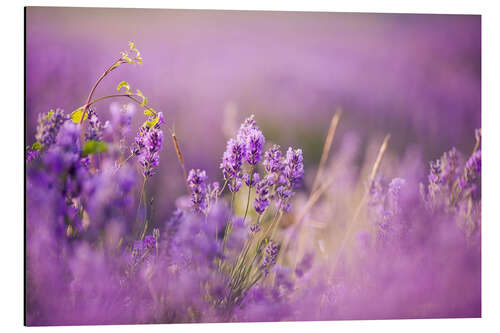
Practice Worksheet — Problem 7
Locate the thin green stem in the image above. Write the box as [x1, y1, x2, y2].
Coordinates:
[78, 93, 158, 118]
[242, 170, 254, 225]
[113, 154, 134, 174]
[136, 178, 148, 239]
[81, 58, 124, 125]
[218, 179, 229, 198]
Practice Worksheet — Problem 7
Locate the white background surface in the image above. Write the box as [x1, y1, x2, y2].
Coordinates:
[1, 0, 498, 332]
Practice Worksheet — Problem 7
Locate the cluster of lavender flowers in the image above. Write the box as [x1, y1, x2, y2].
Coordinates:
[132, 113, 165, 179]
[24, 45, 480, 326]
[25, 109, 482, 324]
[26, 108, 310, 325]
[220, 115, 304, 220]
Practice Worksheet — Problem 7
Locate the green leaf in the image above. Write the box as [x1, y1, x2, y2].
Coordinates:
[44, 110, 54, 120]
[32, 142, 42, 151]
[82, 140, 108, 157]
[71, 108, 88, 123]
[116, 81, 131, 93]
[136, 90, 147, 107]
[143, 115, 159, 129]
[110, 62, 121, 71]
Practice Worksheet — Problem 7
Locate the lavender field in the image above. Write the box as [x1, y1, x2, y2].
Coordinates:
[25, 8, 481, 325]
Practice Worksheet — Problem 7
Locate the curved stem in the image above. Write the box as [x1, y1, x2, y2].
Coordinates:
[78, 93, 158, 118]
[171, 132, 190, 194]
[113, 154, 134, 175]
[81, 58, 124, 125]
[218, 179, 229, 197]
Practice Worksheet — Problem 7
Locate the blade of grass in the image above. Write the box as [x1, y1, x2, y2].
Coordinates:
[331, 133, 391, 271]
[311, 110, 342, 193]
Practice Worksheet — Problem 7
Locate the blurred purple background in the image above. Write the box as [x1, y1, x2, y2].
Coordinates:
[26, 7, 481, 218]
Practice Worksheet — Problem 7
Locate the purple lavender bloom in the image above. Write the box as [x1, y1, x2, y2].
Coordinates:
[220, 138, 245, 180]
[236, 114, 258, 142]
[276, 186, 293, 213]
[261, 241, 279, 276]
[138, 127, 163, 178]
[187, 169, 209, 213]
[284, 148, 304, 189]
[244, 128, 265, 165]
[143, 234, 156, 249]
[83, 163, 136, 236]
[85, 107, 103, 141]
[227, 178, 242, 193]
[235, 115, 265, 165]
[459, 149, 481, 199]
[131, 125, 147, 156]
[464, 150, 481, 181]
[265, 173, 279, 187]
[428, 159, 441, 185]
[43, 122, 82, 173]
[243, 172, 260, 187]
[220, 138, 246, 194]
[26, 146, 40, 163]
[156, 112, 166, 128]
[253, 178, 270, 214]
[35, 108, 68, 148]
[253, 197, 269, 215]
[250, 223, 261, 233]
[440, 147, 461, 184]
[263, 147, 304, 213]
[263, 145, 283, 174]
[133, 240, 144, 253]
[295, 253, 314, 278]
[207, 181, 221, 202]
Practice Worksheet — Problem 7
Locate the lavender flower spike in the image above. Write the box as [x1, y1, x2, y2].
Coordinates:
[187, 169, 209, 213]
[85, 107, 103, 141]
[236, 114, 258, 142]
[220, 138, 245, 181]
[464, 150, 481, 180]
[245, 128, 265, 165]
[284, 147, 304, 189]
[263, 144, 283, 174]
[253, 177, 270, 214]
[236, 115, 265, 165]
[460, 149, 481, 191]
[138, 127, 163, 178]
[35, 108, 68, 148]
[261, 240, 279, 276]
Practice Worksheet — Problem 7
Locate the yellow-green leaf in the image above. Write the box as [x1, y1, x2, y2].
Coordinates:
[117, 81, 131, 93]
[82, 140, 108, 157]
[144, 108, 155, 116]
[143, 116, 159, 129]
[136, 90, 147, 107]
[71, 108, 88, 123]
[32, 142, 42, 150]
[44, 110, 54, 120]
